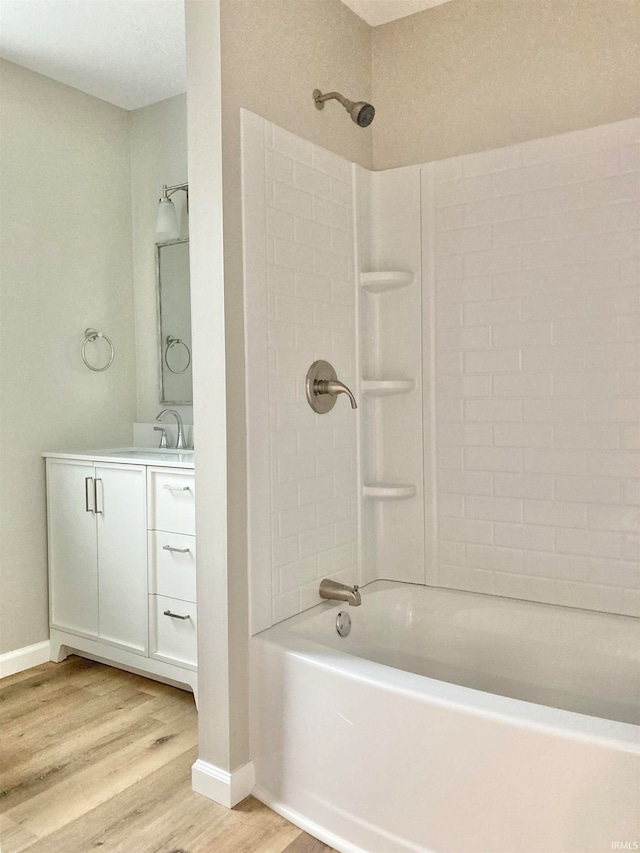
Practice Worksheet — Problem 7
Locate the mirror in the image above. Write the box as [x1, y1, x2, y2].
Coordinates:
[157, 238, 192, 404]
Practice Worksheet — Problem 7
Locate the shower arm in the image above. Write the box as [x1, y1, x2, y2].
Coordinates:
[314, 91, 352, 111]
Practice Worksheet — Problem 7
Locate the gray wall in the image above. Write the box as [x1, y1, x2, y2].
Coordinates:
[0, 60, 137, 655]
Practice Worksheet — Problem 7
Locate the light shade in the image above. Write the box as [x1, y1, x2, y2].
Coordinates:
[156, 197, 179, 241]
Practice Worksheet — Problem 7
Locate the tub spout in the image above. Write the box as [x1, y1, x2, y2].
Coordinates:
[319, 578, 361, 606]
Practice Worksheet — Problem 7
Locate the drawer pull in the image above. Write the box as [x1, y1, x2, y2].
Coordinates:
[163, 485, 191, 492]
[163, 609, 190, 620]
[162, 545, 191, 554]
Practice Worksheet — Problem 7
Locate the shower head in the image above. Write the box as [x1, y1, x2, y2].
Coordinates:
[350, 101, 375, 128]
[313, 89, 375, 127]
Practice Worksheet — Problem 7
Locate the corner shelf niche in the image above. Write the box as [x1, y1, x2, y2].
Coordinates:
[363, 483, 417, 501]
[362, 379, 415, 397]
[360, 271, 414, 294]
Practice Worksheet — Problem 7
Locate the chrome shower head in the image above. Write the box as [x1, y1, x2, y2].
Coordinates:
[313, 89, 375, 127]
[349, 101, 375, 127]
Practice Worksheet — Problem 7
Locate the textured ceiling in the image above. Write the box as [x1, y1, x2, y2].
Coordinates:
[0, 0, 454, 111]
[0, 0, 186, 110]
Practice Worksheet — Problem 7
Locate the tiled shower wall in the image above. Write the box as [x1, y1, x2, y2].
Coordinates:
[431, 118, 640, 617]
[245, 114, 638, 630]
[243, 111, 359, 633]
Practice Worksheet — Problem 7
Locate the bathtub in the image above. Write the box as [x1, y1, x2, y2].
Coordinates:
[250, 580, 640, 853]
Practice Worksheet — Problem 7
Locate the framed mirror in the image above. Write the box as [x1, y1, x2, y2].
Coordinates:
[156, 238, 192, 404]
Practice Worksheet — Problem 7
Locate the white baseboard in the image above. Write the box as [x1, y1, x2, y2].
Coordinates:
[0, 640, 50, 679]
[192, 758, 255, 808]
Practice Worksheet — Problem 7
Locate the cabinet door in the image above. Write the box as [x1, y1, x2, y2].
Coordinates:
[95, 464, 148, 655]
[47, 459, 98, 638]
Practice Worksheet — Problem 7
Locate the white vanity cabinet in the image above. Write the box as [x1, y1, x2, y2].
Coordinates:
[44, 450, 197, 701]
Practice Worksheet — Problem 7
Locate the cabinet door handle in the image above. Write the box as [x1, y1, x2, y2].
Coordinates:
[163, 609, 190, 620]
[162, 545, 191, 554]
[85, 477, 94, 513]
[163, 485, 191, 492]
[94, 478, 103, 514]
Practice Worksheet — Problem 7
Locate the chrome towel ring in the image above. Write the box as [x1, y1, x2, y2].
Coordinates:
[82, 328, 114, 372]
[164, 335, 191, 374]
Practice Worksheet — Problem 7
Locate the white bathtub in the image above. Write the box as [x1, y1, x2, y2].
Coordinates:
[250, 580, 640, 853]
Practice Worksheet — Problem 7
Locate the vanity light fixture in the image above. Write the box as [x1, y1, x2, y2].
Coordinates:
[155, 182, 188, 241]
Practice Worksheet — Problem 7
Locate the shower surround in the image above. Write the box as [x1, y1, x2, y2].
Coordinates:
[243, 111, 639, 630]
[242, 112, 639, 852]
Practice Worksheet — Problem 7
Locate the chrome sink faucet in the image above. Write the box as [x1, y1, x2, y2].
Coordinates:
[156, 409, 186, 449]
[319, 578, 361, 607]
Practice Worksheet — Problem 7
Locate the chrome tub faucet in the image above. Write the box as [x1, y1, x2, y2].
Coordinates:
[319, 578, 361, 607]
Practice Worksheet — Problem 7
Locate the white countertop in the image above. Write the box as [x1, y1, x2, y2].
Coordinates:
[43, 447, 195, 469]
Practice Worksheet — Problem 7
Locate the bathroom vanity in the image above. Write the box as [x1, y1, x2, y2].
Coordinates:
[43, 448, 197, 701]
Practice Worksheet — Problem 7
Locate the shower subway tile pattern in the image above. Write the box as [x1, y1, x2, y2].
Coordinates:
[431, 118, 640, 617]
[244, 113, 359, 628]
[246, 114, 638, 629]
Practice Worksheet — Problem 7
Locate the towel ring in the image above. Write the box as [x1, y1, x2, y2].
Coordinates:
[82, 328, 114, 372]
[164, 336, 191, 374]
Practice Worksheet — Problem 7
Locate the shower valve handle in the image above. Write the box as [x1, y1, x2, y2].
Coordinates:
[315, 379, 357, 409]
[306, 360, 357, 414]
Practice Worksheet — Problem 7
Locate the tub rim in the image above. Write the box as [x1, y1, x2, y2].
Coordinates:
[254, 582, 640, 754]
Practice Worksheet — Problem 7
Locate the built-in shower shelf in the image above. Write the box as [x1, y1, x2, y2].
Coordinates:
[362, 379, 415, 397]
[363, 483, 417, 500]
[360, 271, 414, 294]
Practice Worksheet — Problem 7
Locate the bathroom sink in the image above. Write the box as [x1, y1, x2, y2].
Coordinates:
[43, 447, 195, 468]
[102, 447, 194, 463]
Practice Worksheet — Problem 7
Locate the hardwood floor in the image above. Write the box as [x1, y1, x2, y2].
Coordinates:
[0, 657, 336, 853]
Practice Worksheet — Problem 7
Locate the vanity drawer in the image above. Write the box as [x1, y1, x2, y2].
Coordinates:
[148, 469, 195, 535]
[150, 594, 197, 670]
[149, 531, 196, 603]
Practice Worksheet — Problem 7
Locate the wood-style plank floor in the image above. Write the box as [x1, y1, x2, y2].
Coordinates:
[0, 656, 336, 853]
